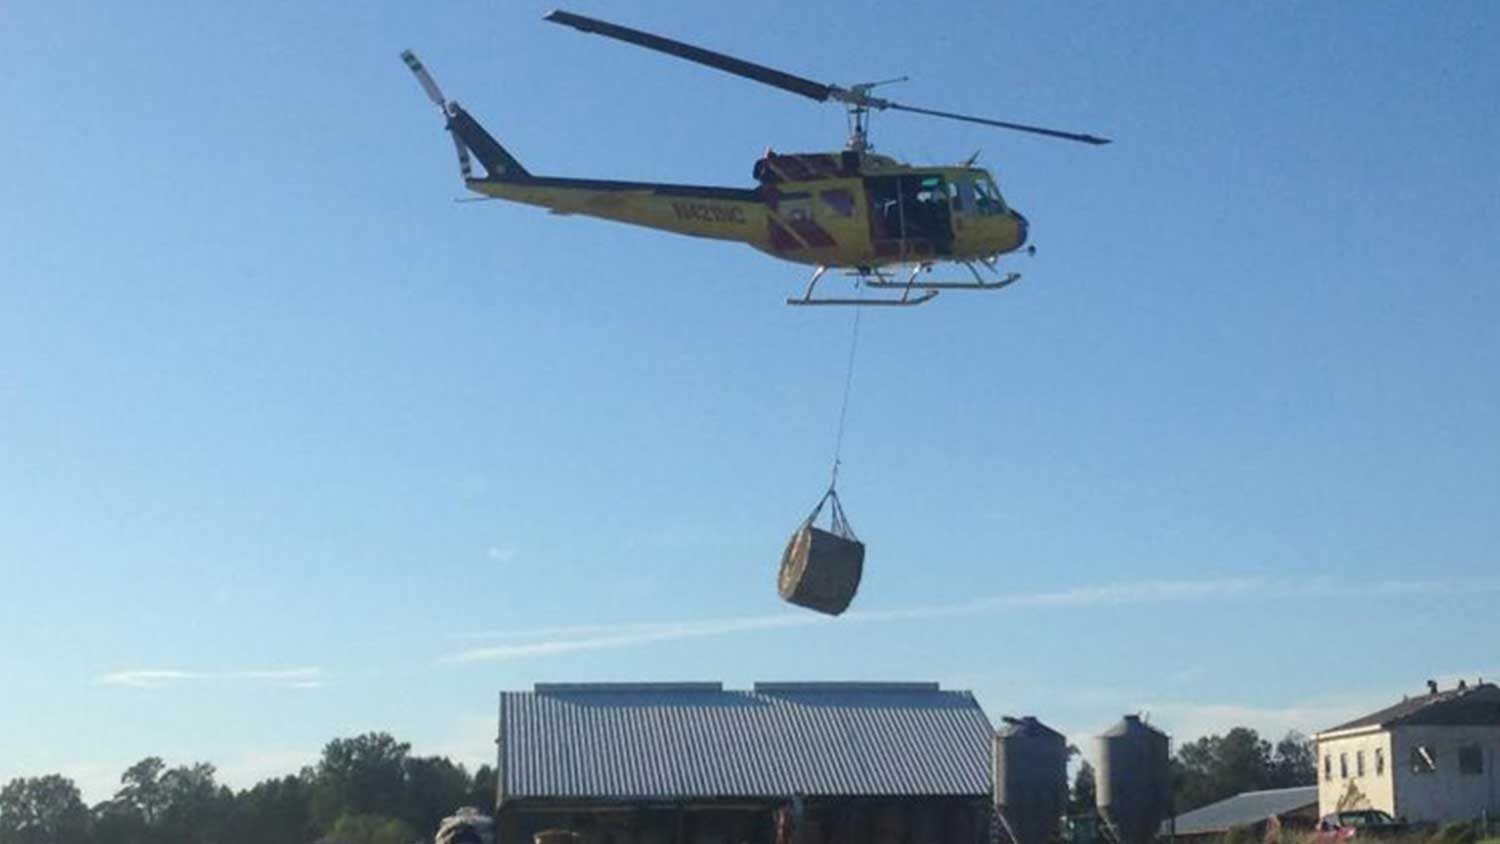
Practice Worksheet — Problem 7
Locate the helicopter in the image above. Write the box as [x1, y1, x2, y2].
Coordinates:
[402, 10, 1108, 307]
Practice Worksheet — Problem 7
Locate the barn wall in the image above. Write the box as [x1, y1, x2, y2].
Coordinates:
[496, 797, 991, 844]
[1389, 725, 1500, 823]
[1317, 730, 1395, 816]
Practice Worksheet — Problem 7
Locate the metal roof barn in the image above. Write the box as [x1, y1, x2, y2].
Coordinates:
[1163, 786, 1319, 839]
[496, 682, 996, 803]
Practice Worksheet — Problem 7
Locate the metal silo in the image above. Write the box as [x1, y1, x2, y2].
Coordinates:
[993, 716, 1068, 844]
[1096, 715, 1171, 844]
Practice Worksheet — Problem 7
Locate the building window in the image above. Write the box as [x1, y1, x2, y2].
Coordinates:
[1411, 745, 1437, 774]
[1324, 754, 1333, 781]
[1340, 752, 1349, 778]
[1375, 748, 1385, 776]
[1357, 750, 1366, 777]
[1459, 745, 1483, 775]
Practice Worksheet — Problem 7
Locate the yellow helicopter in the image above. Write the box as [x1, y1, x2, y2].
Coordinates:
[403, 10, 1108, 306]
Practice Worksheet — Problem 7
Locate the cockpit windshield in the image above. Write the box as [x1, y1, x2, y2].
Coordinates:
[972, 175, 1007, 216]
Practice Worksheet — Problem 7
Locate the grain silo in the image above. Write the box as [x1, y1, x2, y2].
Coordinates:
[1096, 715, 1170, 844]
[993, 716, 1068, 844]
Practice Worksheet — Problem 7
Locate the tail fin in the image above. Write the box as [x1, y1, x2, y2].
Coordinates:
[401, 50, 531, 183]
[445, 104, 531, 181]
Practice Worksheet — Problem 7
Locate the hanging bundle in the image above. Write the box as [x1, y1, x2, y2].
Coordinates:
[778, 485, 865, 616]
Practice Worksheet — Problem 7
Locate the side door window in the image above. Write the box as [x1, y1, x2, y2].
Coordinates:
[865, 176, 902, 241]
[912, 174, 954, 252]
[953, 178, 975, 216]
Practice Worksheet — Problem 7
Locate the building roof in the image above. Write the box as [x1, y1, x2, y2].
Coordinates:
[1166, 786, 1318, 837]
[497, 682, 995, 802]
[997, 715, 1064, 740]
[1320, 682, 1500, 735]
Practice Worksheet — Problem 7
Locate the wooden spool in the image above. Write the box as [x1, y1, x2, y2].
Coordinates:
[778, 523, 865, 615]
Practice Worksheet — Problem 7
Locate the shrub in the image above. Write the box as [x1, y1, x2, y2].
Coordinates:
[1430, 822, 1477, 844]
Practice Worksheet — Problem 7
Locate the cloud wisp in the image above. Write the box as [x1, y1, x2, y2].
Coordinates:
[440, 574, 1499, 665]
[439, 576, 1271, 664]
[440, 613, 827, 663]
[95, 667, 323, 689]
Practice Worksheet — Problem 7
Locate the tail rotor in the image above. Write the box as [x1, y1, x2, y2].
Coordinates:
[401, 50, 473, 183]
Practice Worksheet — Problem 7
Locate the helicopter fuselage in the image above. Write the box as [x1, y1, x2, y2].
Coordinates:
[466, 150, 1028, 269]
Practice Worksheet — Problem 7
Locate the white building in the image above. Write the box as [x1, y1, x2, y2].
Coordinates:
[1314, 681, 1500, 824]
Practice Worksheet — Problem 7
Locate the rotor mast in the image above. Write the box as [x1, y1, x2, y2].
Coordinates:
[836, 77, 908, 152]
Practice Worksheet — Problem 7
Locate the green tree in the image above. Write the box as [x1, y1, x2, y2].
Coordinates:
[1172, 728, 1273, 811]
[0, 775, 91, 844]
[467, 765, 497, 814]
[1171, 728, 1314, 812]
[1215, 728, 1273, 797]
[1069, 760, 1097, 815]
[325, 813, 417, 844]
[101, 759, 234, 844]
[90, 800, 151, 844]
[311, 733, 411, 830]
[401, 756, 470, 837]
[1270, 732, 1316, 788]
[225, 775, 312, 844]
[115, 757, 168, 826]
[156, 762, 233, 844]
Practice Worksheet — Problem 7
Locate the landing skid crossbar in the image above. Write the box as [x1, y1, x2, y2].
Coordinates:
[865, 273, 1019, 291]
[864, 261, 1021, 291]
[785, 265, 938, 307]
[786, 260, 1025, 307]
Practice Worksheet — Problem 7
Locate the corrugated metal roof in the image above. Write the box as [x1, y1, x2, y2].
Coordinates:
[498, 682, 994, 801]
[1166, 786, 1318, 837]
[1321, 683, 1500, 734]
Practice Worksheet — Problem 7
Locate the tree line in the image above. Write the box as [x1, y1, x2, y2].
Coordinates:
[1068, 728, 1319, 816]
[0, 732, 492, 844]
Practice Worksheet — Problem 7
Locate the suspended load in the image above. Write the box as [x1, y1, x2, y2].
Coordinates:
[779, 487, 864, 615]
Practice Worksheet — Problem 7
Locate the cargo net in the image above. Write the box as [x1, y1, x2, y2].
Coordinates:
[778, 487, 865, 616]
[804, 487, 859, 541]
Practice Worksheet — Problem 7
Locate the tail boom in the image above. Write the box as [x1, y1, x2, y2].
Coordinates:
[468, 176, 768, 245]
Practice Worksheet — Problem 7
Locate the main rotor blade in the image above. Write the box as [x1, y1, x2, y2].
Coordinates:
[544, 9, 833, 103]
[884, 102, 1110, 145]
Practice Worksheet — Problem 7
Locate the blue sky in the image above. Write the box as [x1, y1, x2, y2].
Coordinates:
[2, 0, 1498, 802]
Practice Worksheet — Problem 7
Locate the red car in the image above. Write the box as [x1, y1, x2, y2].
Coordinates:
[1315, 810, 1417, 841]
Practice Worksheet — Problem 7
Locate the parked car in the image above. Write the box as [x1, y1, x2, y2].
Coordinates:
[1315, 810, 1424, 841]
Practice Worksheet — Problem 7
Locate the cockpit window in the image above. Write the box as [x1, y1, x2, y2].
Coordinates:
[973, 176, 1007, 216]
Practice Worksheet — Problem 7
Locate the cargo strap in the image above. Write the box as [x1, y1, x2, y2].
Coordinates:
[803, 486, 859, 541]
[828, 305, 863, 489]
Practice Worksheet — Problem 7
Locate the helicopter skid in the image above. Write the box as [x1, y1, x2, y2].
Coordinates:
[787, 264, 939, 307]
[866, 260, 1024, 294]
[786, 291, 939, 307]
[865, 271, 1020, 291]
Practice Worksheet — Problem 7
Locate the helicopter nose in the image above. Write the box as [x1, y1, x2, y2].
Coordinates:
[1012, 209, 1029, 249]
